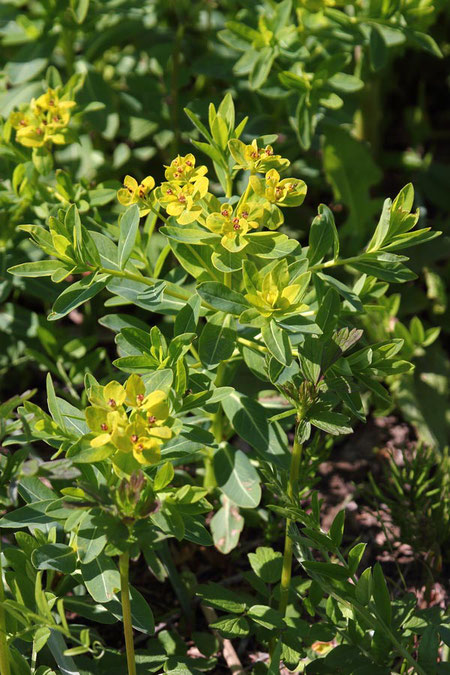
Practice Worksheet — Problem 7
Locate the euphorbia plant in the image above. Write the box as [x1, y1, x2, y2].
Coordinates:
[3, 93, 444, 673]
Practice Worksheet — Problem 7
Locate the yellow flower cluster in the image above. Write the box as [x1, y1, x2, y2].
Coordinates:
[85, 375, 175, 466]
[117, 144, 307, 253]
[9, 88, 75, 148]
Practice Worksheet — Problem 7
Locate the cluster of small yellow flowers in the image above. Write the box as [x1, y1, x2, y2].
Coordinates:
[9, 88, 75, 148]
[228, 138, 290, 173]
[164, 153, 207, 184]
[85, 375, 175, 466]
[205, 202, 262, 252]
[156, 176, 209, 225]
[251, 169, 307, 208]
[117, 175, 156, 216]
[243, 259, 309, 319]
[115, 144, 307, 252]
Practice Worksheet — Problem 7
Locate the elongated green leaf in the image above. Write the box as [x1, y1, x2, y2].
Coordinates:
[372, 562, 391, 625]
[46, 374, 65, 431]
[261, 320, 292, 366]
[308, 204, 339, 265]
[118, 204, 140, 269]
[197, 282, 248, 315]
[31, 544, 77, 574]
[197, 582, 247, 614]
[8, 260, 64, 277]
[302, 560, 350, 580]
[214, 447, 261, 508]
[48, 276, 108, 321]
[198, 311, 236, 368]
[250, 46, 276, 89]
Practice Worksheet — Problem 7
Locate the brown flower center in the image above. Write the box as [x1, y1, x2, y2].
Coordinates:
[108, 398, 116, 407]
[131, 434, 138, 443]
[100, 423, 108, 431]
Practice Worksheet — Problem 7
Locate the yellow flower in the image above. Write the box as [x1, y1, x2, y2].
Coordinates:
[164, 153, 208, 184]
[157, 176, 209, 225]
[117, 175, 156, 216]
[88, 380, 127, 411]
[9, 87, 75, 148]
[85, 407, 126, 448]
[205, 202, 261, 252]
[243, 259, 309, 318]
[115, 417, 162, 466]
[251, 169, 307, 207]
[228, 138, 290, 173]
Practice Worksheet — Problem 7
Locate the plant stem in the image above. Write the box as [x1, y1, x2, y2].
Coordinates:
[269, 422, 303, 662]
[119, 552, 136, 675]
[0, 540, 11, 675]
[278, 429, 303, 616]
[309, 254, 362, 273]
[225, 173, 233, 199]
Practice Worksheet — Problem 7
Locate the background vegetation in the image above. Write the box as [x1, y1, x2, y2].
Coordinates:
[0, 0, 449, 673]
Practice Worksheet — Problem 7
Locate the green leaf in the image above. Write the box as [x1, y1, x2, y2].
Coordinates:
[302, 560, 350, 581]
[328, 72, 363, 92]
[250, 46, 276, 89]
[352, 253, 417, 283]
[317, 273, 363, 313]
[308, 407, 352, 435]
[329, 509, 345, 548]
[81, 554, 120, 604]
[308, 203, 339, 265]
[370, 25, 388, 71]
[46, 374, 66, 431]
[0, 500, 57, 528]
[404, 29, 443, 58]
[261, 320, 292, 366]
[174, 295, 201, 336]
[103, 586, 155, 635]
[367, 198, 392, 252]
[70, 0, 90, 23]
[249, 604, 284, 630]
[355, 567, 372, 605]
[197, 583, 247, 614]
[118, 204, 140, 269]
[196, 282, 248, 315]
[316, 288, 340, 335]
[278, 70, 310, 92]
[347, 542, 367, 575]
[198, 311, 236, 368]
[31, 544, 77, 574]
[76, 512, 108, 564]
[418, 626, 440, 672]
[154, 462, 174, 491]
[296, 94, 312, 150]
[248, 547, 283, 583]
[372, 563, 391, 625]
[214, 447, 261, 508]
[48, 276, 108, 321]
[210, 496, 244, 554]
[209, 615, 250, 638]
[246, 232, 299, 258]
[8, 260, 64, 278]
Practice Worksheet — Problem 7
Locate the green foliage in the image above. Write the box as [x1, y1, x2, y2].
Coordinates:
[0, 1, 449, 673]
